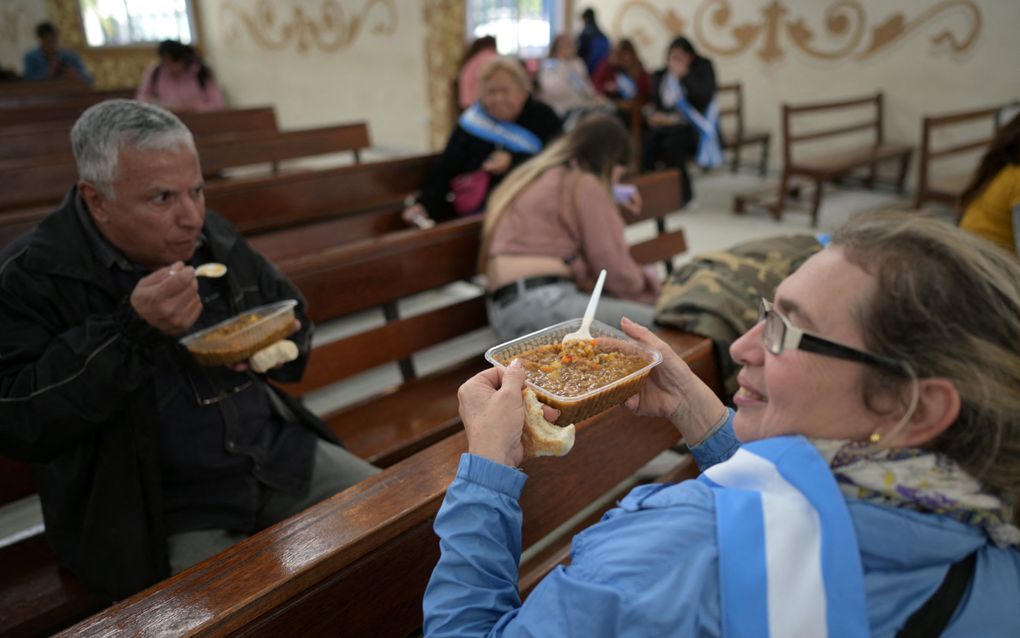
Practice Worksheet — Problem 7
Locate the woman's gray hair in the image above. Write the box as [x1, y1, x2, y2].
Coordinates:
[478, 56, 532, 94]
[71, 99, 196, 198]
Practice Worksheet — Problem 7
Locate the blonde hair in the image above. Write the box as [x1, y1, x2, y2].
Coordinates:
[478, 115, 633, 272]
[833, 212, 1020, 509]
[478, 55, 531, 94]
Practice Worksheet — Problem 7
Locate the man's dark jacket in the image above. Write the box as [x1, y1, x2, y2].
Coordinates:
[0, 190, 336, 601]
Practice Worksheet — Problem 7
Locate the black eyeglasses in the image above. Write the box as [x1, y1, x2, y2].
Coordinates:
[758, 298, 907, 375]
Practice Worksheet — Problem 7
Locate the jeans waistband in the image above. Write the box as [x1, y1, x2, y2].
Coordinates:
[489, 276, 571, 306]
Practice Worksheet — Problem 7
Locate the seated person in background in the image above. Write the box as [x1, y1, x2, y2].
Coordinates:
[136, 40, 225, 112]
[404, 56, 561, 228]
[958, 112, 1019, 255]
[480, 115, 659, 341]
[425, 212, 1020, 637]
[643, 36, 721, 206]
[0, 99, 377, 601]
[458, 36, 498, 110]
[537, 33, 608, 128]
[592, 38, 650, 102]
[21, 21, 93, 85]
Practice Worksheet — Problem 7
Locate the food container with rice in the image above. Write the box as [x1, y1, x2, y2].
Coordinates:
[180, 299, 299, 366]
[485, 318, 662, 425]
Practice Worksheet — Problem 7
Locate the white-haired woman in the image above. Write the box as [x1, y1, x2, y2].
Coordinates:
[404, 56, 562, 227]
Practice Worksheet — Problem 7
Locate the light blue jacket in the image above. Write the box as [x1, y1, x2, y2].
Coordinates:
[423, 413, 1020, 637]
[22, 47, 93, 85]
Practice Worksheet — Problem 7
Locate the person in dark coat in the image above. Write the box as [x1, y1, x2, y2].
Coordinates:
[642, 36, 718, 206]
[576, 7, 611, 76]
[404, 56, 561, 228]
[0, 99, 377, 601]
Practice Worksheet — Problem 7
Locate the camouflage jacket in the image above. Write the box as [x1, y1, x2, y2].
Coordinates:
[654, 234, 822, 394]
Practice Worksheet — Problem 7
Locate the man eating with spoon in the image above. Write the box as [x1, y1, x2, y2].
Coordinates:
[0, 99, 378, 602]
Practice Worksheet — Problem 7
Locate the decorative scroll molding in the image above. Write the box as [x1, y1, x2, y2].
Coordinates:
[220, 0, 398, 54]
[613, 0, 981, 64]
[422, 0, 465, 150]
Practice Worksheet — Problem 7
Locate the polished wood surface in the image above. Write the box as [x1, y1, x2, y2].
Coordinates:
[765, 91, 913, 226]
[914, 105, 1000, 211]
[716, 82, 771, 176]
[58, 329, 716, 637]
[204, 153, 437, 234]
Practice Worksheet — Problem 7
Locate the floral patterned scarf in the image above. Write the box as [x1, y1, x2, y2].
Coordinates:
[811, 439, 1020, 548]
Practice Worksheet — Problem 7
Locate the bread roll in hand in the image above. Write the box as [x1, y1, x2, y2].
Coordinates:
[522, 388, 575, 460]
[249, 339, 299, 373]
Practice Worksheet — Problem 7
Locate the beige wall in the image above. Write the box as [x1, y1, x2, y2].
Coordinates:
[588, 0, 1020, 181]
[198, 0, 432, 153]
[1, 1, 55, 74]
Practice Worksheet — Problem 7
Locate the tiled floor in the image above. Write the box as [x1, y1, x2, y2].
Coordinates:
[0, 168, 954, 542]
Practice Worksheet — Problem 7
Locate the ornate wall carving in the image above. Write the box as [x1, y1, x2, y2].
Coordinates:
[422, 0, 466, 150]
[612, 0, 982, 64]
[219, 0, 398, 53]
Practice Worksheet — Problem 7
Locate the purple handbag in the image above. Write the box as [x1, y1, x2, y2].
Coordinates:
[450, 170, 491, 216]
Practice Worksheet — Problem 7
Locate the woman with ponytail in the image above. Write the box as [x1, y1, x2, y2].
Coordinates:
[480, 114, 661, 340]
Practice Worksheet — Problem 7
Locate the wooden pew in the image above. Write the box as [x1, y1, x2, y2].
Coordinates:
[58, 329, 716, 638]
[0, 91, 139, 125]
[0, 107, 280, 161]
[770, 92, 913, 226]
[0, 124, 375, 215]
[716, 82, 770, 176]
[205, 153, 437, 237]
[914, 105, 1000, 212]
[0, 88, 134, 110]
[0, 169, 689, 635]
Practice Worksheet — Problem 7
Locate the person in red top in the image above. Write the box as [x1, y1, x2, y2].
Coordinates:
[592, 39, 650, 101]
[480, 115, 661, 340]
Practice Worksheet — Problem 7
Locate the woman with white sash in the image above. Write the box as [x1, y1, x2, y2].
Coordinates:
[643, 37, 720, 208]
[537, 34, 610, 128]
[404, 56, 561, 228]
[424, 212, 1020, 637]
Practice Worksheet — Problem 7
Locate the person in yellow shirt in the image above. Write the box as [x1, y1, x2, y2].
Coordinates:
[959, 112, 1020, 255]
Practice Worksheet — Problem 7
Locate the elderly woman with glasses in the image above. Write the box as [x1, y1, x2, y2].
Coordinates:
[423, 212, 1020, 637]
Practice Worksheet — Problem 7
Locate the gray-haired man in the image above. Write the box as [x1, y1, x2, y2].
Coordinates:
[0, 100, 376, 601]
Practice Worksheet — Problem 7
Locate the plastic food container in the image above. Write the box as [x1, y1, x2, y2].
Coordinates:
[485, 318, 662, 425]
[180, 299, 299, 366]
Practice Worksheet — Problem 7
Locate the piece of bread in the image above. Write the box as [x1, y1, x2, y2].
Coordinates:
[249, 339, 299, 373]
[522, 388, 575, 460]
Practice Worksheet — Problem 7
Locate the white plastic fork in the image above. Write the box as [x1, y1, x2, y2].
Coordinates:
[562, 269, 606, 343]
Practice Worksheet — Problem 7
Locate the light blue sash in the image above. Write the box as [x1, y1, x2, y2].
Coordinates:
[458, 103, 543, 155]
[698, 436, 870, 638]
[614, 71, 637, 99]
[661, 73, 723, 168]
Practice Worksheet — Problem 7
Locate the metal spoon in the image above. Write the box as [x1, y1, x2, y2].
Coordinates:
[195, 262, 227, 278]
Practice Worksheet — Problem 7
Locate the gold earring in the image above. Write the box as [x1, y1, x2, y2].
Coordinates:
[868, 431, 882, 444]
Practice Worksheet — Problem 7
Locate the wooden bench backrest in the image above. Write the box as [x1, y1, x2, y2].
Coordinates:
[916, 105, 1000, 209]
[204, 153, 438, 234]
[0, 107, 280, 162]
[198, 123, 370, 172]
[0, 79, 96, 100]
[715, 82, 745, 140]
[782, 92, 884, 163]
[58, 386, 703, 637]
[0, 91, 139, 125]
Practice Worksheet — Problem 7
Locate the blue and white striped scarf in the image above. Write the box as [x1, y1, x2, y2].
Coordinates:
[660, 73, 723, 168]
[699, 435, 870, 638]
[458, 103, 544, 155]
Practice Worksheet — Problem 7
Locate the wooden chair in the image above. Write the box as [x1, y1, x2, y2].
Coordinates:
[771, 92, 913, 226]
[715, 82, 770, 176]
[914, 105, 1001, 212]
